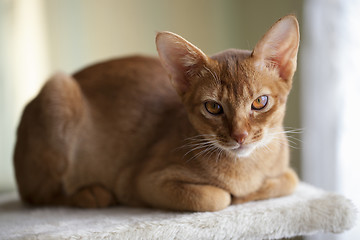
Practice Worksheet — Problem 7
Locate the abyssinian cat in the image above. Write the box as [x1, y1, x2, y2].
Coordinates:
[14, 15, 299, 211]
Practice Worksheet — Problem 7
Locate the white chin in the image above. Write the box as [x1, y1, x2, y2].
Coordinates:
[233, 145, 256, 157]
[236, 150, 253, 157]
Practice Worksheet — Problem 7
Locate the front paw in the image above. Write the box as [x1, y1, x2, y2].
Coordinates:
[232, 168, 299, 205]
[71, 185, 116, 208]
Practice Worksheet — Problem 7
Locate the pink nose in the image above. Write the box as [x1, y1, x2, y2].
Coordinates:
[232, 131, 248, 144]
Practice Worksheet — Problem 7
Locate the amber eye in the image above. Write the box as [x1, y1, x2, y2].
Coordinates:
[251, 95, 268, 110]
[205, 101, 223, 115]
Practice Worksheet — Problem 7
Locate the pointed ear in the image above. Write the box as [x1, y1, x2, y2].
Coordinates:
[156, 31, 208, 95]
[252, 15, 300, 81]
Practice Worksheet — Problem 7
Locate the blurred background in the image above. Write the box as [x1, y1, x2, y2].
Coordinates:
[0, 0, 359, 239]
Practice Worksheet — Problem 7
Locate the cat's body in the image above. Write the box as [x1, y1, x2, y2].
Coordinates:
[14, 16, 299, 211]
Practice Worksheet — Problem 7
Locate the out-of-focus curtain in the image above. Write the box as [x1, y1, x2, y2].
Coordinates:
[301, 0, 360, 239]
[0, 0, 50, 192]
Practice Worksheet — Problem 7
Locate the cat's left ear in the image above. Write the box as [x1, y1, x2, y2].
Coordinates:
[156, 32, 208, 96]
[252, 15, 300, 81]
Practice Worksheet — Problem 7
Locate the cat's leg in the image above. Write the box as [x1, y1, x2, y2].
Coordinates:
[232, 168, 298, 204]
[137, 166, 231, 212]
[14, 73, 84, 206]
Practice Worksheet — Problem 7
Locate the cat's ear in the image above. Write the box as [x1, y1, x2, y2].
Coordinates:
[252, 15, 300, 81]
[156, 32, 208, 95]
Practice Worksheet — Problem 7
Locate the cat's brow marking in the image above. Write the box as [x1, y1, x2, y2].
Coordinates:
[203, 66, 220, 85]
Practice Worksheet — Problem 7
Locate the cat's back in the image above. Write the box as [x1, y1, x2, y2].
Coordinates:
[72, 55, 180, 132]
[73, 55, 176, 105]
[70, 55, 181, 156]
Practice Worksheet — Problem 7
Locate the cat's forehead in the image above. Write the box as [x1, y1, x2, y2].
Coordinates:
[211, 50, 267, 102]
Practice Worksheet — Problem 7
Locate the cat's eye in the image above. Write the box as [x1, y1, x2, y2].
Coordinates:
[251, 95, 268, 110]
[204, 101, 223, 115]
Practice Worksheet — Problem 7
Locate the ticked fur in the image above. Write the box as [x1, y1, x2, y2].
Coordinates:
[14, 15, 300, 211]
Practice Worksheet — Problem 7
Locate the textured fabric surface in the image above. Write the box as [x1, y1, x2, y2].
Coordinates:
[0, 182, 356, 240]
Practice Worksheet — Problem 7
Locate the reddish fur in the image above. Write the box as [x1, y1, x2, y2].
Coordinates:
[14, 15, 299, 211]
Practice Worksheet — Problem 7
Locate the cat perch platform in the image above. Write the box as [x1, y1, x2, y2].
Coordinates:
[0, 182, 356, 239]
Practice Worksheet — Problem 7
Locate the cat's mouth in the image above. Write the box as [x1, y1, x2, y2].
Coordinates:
[225, 143, 256, 158]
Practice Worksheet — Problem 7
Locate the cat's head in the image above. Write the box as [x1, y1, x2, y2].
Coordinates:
[156, 15, 299, 158]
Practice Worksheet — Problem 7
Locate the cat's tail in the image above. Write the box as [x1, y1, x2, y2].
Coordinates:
[14, 72, 85, 205]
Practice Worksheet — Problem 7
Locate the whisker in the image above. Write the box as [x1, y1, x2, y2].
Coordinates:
[271, 137, 301, 150]
[262, 144, 272, 153]
[183, 140, 221, 162]
[216, 149, 223, 163]
[203, 145, 218, 158]
[286, 135, 304, 143]
[268, 131, 303, 136]
[182, 140, 218, 149]
[210, 145, 222, 158]
[271, 134, 303, 146]
[183, 142, 216, 157]
[186, 147, 211, 163]
[183, 134, 217, 141]
[180, 134, 227, 163]
[267, 127, 304, 149]
[172, 135, 218, 152]
[269, 127, 304, 134]
[283, 127, 305, 131]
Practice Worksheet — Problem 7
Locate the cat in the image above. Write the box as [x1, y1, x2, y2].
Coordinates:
[14, 15, 299, 212]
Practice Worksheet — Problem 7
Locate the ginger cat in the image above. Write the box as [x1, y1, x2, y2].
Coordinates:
[14, 15, 299, 211]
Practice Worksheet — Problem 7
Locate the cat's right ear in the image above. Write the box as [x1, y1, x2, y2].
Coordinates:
[252, 15, 300, 82]
[156, 32, 208, 96]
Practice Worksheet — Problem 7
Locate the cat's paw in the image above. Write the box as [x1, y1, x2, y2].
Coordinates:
[232, 168, 299, 204]
[71, 185, 116, 208]
[194, 185, 231, 212]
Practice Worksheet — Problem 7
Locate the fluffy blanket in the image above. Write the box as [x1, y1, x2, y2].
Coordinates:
[0, 182, 356, 240]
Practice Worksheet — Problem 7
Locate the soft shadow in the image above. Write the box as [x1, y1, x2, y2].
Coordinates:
[0, 200, 25, 212]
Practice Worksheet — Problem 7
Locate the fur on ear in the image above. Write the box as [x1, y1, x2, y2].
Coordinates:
[156, 32, 208, 95]
[252, 15, 300, 81]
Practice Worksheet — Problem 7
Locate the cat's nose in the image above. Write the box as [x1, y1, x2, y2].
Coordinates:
[232, 131, 248, 145]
